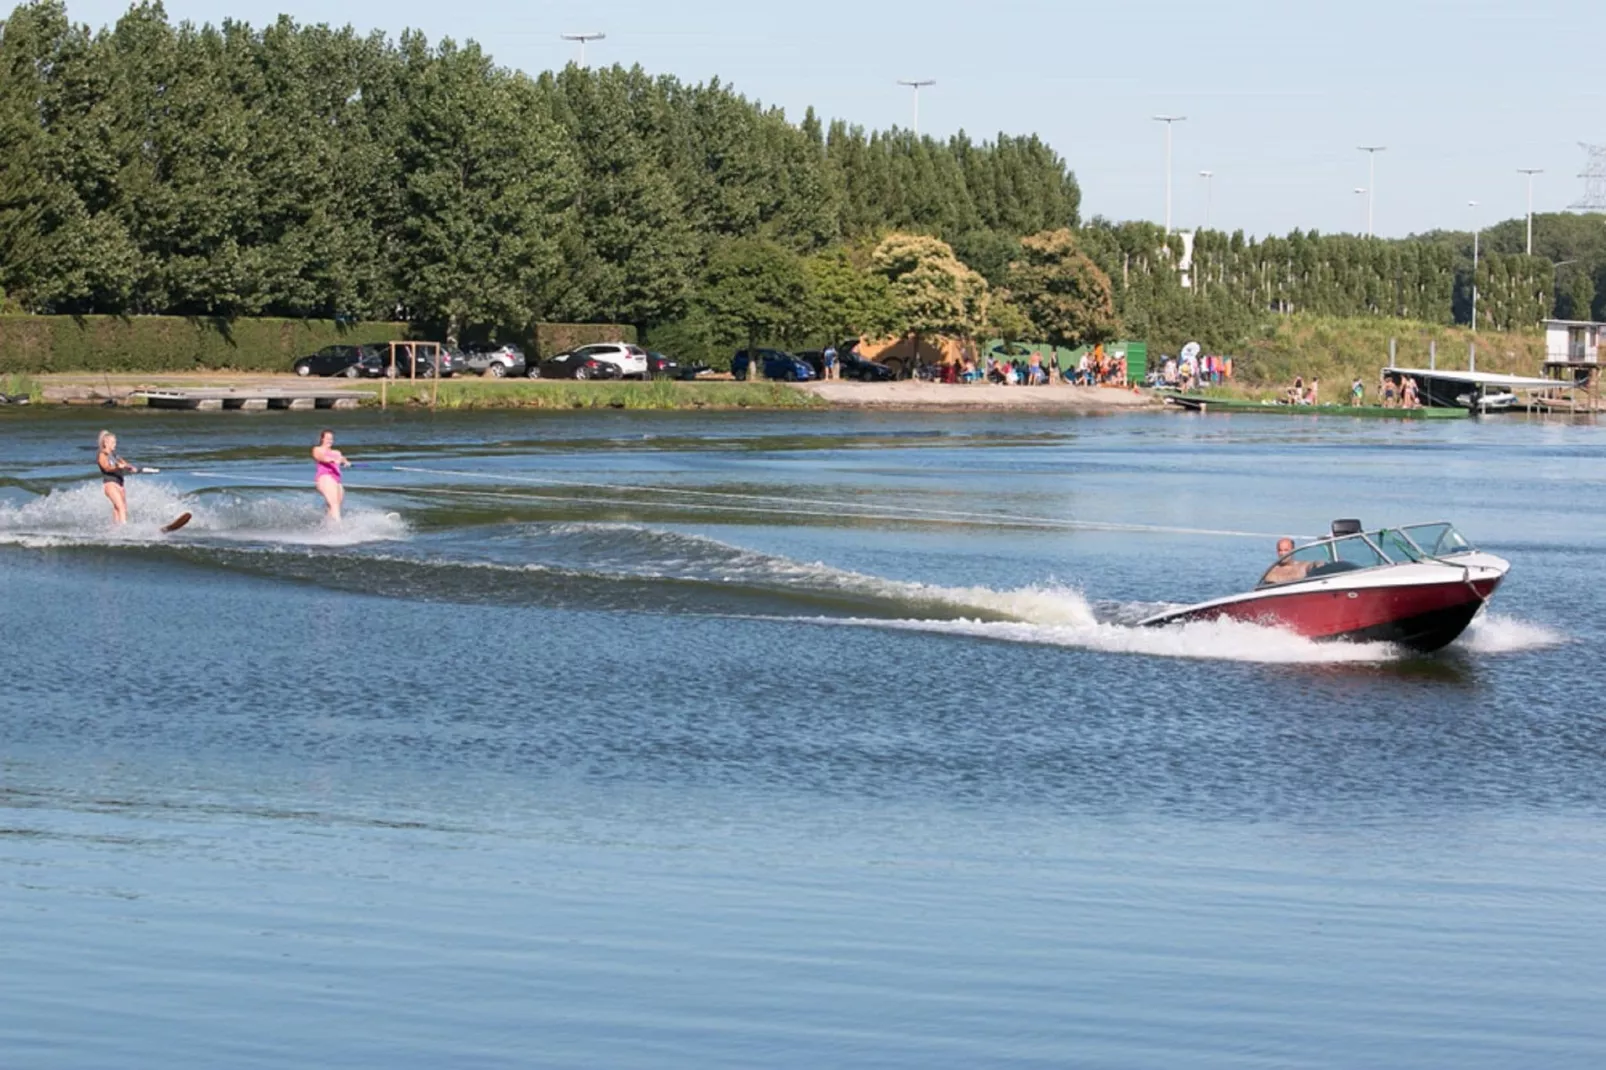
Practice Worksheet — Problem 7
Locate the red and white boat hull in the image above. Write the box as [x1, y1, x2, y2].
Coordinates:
[1140, 553, 1508, 653]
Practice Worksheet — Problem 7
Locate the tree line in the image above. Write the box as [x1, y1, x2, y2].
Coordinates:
[3, 2, 1603, 364]
[0, 0, 1078, 346]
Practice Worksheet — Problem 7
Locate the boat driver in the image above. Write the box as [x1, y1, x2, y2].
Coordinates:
[1263, 537, 1315, 585]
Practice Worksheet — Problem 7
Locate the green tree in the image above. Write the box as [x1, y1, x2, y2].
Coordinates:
[800, 247, 897, 345]
[1007, 228, 1117, 347]
[696, 237, 806, 379]
[986, 294, 1032, 343]
[871, 233, 989, 355]
[395, 37, 575, 341]
[1558, 266, 1595, 322]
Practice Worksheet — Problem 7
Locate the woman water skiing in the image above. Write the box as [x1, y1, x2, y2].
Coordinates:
[97, 430, 140, 524]
[311, 429, 349, 522]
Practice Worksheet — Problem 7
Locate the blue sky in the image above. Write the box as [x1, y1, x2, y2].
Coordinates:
[64, 0, 1606, 239]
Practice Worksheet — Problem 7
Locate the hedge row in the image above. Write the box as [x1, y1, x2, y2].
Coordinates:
[0, 315, 408, 373]
[531, 322, 637, 357]
[0, 316, 639, 373]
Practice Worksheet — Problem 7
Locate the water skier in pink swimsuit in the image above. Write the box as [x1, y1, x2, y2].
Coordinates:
[311, 429, 349, 522]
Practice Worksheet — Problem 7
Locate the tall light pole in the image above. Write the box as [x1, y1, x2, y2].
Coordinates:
[1353, 188, 1367, 234]
[1517, 168, 1543, 254]
[1468, 200, 1480, 333]
[1357, 146, 1386, 237]
[560, 31, 605, 67]
[896, 79, 935, 135]
[1153, 115, 1187, 234]
[1198, 170, 1214, 230]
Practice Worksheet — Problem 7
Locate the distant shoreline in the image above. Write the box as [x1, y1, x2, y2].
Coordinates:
[28, 373, 1164, 414]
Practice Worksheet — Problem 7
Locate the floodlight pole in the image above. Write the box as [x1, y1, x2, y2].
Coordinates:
[560, 31, 605, 67]
[1153, 116, 1187, 234]
[1357, 146, 1385, 237]
[1517, 168, 1543, 254]
[897, 80, 935, 135]
[1198, 170, 1214, 230]
[1468, 200, 1480, 334]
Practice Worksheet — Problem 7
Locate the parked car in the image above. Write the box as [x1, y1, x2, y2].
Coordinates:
[460, 343, 527, 378]
[292, 345, 368, 377]
[731, 348, 814, 382]
[548, 342, 649, 379]
[646, 351, 712, 380]
[528, 350, 623, 380]
[355, 344, 455, 378]
[838, 350, 896, 382]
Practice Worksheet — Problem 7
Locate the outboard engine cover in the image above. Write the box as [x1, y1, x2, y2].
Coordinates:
[1331, 518, 1363, 536]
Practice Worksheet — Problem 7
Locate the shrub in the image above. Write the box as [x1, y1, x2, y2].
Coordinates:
[0, 315, 408, 373]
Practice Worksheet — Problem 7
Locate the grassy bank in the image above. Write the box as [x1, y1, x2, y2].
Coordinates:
[2, 373, 41, 401]
[1233, 315, 1545, 388]
[382, 378, 825, 410]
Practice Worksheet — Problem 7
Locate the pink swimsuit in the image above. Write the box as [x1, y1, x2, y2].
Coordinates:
[315, 453, 343, 482]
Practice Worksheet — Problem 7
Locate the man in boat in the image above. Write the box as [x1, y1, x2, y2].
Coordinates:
[1262, 537, 1315, 585]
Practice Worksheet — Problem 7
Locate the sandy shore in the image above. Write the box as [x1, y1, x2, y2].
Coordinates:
[799, 380, 1160, 411]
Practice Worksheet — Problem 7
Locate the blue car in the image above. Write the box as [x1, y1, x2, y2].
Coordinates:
[730, 348, 814, 382]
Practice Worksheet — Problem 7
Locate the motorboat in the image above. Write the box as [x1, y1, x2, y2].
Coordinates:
[1138, 520, 1508, 652]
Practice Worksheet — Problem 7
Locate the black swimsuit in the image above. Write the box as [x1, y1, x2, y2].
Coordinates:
[100, 455, 125, 486]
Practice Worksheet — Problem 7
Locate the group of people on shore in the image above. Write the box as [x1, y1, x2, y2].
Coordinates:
[937, 344, 1126, 387]
[1153, 348, 1232, 391]
[95, 429, 352, 525]
[1376, 371, 1422, 409]
[1279, 372, 1422, 408]
[1284, 376, 1322, 405]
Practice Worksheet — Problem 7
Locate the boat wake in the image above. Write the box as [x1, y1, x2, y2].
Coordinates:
[1459, 613, 1565, 653]
[0, 481, 407, 548]
[0, 509, 1559, 664]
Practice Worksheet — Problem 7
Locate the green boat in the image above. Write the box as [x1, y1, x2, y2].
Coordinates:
[1166, 395, 1469, 419]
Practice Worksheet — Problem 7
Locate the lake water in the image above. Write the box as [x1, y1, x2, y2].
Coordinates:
[2, 407, 1602, 1068]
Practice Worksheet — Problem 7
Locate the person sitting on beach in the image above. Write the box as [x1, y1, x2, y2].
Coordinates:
[1286, 375, 1306, 404]
[961, 357, 979, 383]
[1262, 537, 1315, 585]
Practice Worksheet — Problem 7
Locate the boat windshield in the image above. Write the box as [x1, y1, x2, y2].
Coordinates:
[1258, 533, 1390, 587]
[1399, 522, 1474, 557]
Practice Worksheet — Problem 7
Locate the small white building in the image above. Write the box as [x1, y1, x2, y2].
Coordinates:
[1543, 319, 1604, 363]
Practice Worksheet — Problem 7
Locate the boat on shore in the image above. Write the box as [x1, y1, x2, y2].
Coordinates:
[1139, 520, 1508, 652]
[1165, 395, 1467, 419]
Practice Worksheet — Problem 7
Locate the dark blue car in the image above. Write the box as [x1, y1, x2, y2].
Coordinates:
[730, 348, 814, 382]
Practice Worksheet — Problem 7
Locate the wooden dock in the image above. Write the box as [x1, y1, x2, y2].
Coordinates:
[134, 387, 372, 411]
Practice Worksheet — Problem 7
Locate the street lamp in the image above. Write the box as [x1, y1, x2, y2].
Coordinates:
[560, 31, 605, 67]
[1357, 146, 1386, 237]
[896, 80, 935, 135]
[1468, 200, 1480, 333]
[1353, 187, 1367, 234]
[1518, 168, 1543, 255]
[1153, 116, 1187, 234]
[1198, 170, 1214, 230]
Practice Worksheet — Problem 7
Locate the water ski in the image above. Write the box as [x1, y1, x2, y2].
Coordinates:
[161, 512, 192, 534]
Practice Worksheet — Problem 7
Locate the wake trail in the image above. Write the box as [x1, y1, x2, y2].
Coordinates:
[0, 481, 407, 548]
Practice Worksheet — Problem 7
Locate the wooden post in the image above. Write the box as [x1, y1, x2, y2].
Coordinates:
[431, 343, 440, 410]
